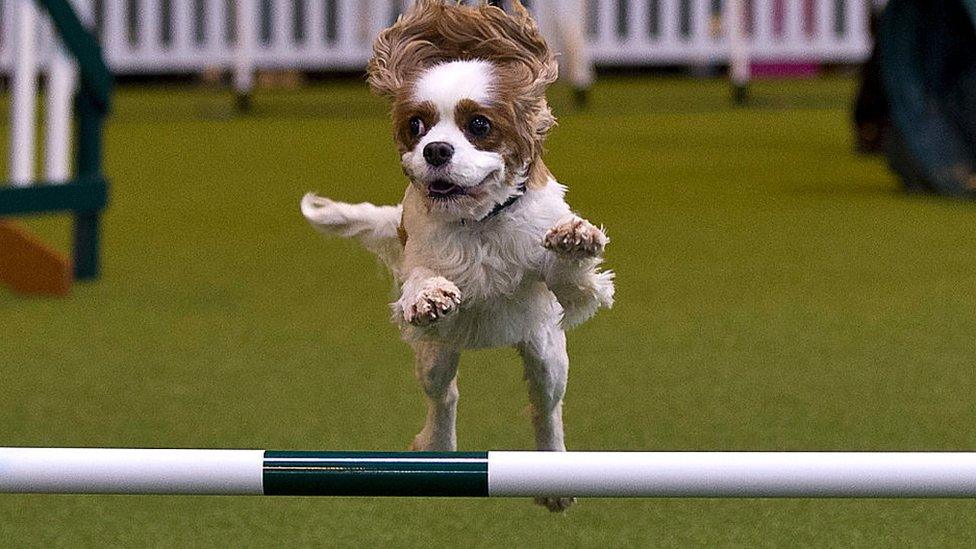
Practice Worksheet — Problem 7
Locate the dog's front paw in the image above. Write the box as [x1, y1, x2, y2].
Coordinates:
[301, 193, 342, 230]
[543, 217, 607, 258]
[534, 496, 576, 513]
[401, 277, 461, 326]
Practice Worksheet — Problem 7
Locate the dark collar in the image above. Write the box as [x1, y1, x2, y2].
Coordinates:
[476, 183, 527, 222]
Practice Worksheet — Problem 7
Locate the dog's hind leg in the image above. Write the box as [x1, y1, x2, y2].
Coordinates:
[518, 324, 568, 452]
[517, 324, 576, 512]
[409, 341, 461, 451]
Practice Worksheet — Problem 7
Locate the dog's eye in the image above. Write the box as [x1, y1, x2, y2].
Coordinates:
[409, 117, 425, 137]
[467, 115, 491, 138]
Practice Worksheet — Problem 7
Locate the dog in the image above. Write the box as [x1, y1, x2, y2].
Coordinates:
[301, 0, 614, 511]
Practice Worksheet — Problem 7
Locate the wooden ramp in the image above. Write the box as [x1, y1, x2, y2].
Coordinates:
[0, 221, 72, 296]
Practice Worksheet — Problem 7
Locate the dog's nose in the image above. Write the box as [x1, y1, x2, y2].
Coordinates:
[423, 142, 454, 167]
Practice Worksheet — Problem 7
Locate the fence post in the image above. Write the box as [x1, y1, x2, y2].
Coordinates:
[234, 0, 256, 112]
[11, 0, 39, 187]
[728, 0, 749, 104]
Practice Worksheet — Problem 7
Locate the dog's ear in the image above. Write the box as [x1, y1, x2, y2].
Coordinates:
[490, 1, 558, 140]
[503, 0, 559, 94]
[367, 0, 444, 100]
[366, 13, 407, 100]
[483, 1, 558, 141]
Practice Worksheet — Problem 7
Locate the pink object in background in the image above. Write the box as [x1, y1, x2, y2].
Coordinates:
[748, 0, 821, 79]
[750, 62, 821, 78]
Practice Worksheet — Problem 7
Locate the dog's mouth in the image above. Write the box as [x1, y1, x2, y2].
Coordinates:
[427, 179, 466, 199]
[425, 171, 500, 201]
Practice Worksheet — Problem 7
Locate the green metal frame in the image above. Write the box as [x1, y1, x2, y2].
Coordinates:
[0, 0, 112, 279]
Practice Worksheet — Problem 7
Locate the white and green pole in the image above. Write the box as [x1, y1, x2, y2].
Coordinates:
[5, 449, 976, 498]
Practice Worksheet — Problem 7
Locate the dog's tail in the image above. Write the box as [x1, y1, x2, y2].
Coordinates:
[301, 193, 404, 275]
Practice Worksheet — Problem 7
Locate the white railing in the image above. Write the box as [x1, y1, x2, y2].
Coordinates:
[587, 0, 869, 64]
[0, 0, 871, 78]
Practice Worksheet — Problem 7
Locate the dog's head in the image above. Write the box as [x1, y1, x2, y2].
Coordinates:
[367, 0, 557, 221]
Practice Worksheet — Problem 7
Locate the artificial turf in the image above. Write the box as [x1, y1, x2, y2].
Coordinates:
[3, 76, 976, 546]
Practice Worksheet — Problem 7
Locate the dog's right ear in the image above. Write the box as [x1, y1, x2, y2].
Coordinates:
[367, 0, 444, 100]
[366, 20, 405, 100]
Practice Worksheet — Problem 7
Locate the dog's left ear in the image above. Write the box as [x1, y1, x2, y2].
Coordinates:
[495, 1, 558, 141]
[503, 0, 559, 96]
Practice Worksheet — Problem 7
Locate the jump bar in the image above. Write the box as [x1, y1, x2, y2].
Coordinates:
[4, 449, 976, 498]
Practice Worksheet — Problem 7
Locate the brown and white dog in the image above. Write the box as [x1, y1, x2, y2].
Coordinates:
[301, 0, 613, 511]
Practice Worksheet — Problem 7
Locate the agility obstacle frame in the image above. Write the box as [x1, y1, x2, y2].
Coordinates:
[1, 0, 111, 285]
[4, 449, 976, 498]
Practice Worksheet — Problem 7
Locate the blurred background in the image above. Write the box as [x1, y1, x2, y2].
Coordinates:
[0, 1, 877, 92]
[4, 0, 976, 546]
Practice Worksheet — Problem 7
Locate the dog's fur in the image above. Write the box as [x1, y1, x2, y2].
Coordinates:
[301, 0, 613, 511]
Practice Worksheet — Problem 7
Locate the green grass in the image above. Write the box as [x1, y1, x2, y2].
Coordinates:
[3, 76, 976, 547]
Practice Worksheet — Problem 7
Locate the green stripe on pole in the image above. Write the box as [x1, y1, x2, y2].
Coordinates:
[262, 452, 489, 497]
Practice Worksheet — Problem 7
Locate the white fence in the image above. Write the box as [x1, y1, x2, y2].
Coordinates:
[5, 0, 75, 185]
[0, 0, 871, 77]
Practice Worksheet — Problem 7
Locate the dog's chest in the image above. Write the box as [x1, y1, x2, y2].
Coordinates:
[416, 221, 545, 301]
